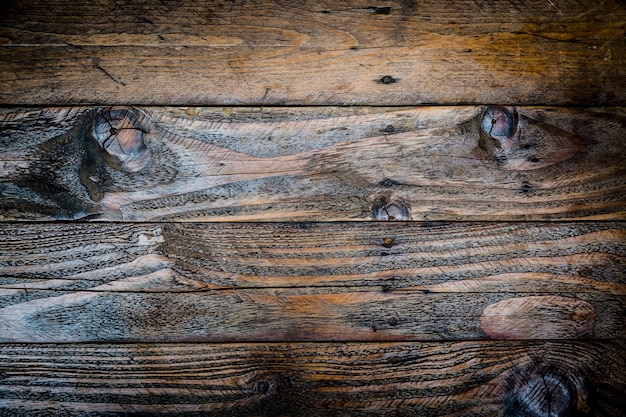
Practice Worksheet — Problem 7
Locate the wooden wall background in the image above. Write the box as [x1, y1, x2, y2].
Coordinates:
[1, 0, 625, 415]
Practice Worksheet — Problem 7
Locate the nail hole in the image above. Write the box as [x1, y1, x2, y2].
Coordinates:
[382, 237, 395, 248]
[378, 75, 397, 84]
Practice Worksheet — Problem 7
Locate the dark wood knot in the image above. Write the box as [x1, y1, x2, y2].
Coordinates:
[476, 106, 584, 170]
[481, 106, 519, 139]
[505, 364, 589, 417]
[479, 106, 521, 160]
[251, 373, 282, 398]
[88, 107, 152, 173]
[372, 195, 410, 220]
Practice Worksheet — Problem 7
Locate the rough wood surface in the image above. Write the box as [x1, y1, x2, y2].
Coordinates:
[1, 222, 624, 343]
[2, 1, 625, 414]
[1, 0, 625, 105]
[1, 106, 624, 221]
[0, 341, 624, 416]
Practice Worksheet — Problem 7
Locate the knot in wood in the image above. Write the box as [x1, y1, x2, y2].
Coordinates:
[372, 196, 409, 221]
[475, 106, 584, 170]
[481, 106, 518, 139]
[505, 364, 588, 417]
[252, 374, 282, 397]
[88, 107, 152, 173]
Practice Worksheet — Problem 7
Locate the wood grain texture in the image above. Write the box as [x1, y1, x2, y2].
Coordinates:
[0, 341, 624, 416]
[1, 222, 624, 342]
[0, 0, 625, 105]
[1, 106, 624, 221]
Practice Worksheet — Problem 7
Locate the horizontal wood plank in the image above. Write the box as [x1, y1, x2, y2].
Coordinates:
[3, 222, 625, 290]
[0, 341, 624, 416]
[1, 222, 624, 342]
[0, 0, 624, 105]
[1, 288, 624, 343]
[1, 106, 624, 221]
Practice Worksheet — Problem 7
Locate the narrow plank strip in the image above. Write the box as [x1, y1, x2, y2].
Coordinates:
[1, 286, 623, 342]
[0, 0, 624, 105]
[2, 222, 624, 290]
[0, 341, 624, 416]
[1, 106, 624, 221]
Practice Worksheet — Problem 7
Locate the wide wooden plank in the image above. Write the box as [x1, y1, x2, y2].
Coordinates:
[1, 106, 624, 221]
[0, 341, 624, 416]
[0, 0, 624, 105]
[1, 222, 624, 342]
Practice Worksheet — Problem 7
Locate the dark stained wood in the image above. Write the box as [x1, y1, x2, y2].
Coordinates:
[1, 106, 624, 221]
[0, 0, 625, 105]
[1, 222, 624, 342]
[2, 1, 625, 414]
[0, 341, 624, 416]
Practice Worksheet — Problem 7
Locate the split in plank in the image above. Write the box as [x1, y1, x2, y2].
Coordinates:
[0, 341, 624, 416]
[1, 106, 625, 221]
[0, 0, 624, 105]
[1, 222, 624, 342]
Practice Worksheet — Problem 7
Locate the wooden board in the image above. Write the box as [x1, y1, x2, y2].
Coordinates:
[1, 0, 625, 105]
[2, 106, 625, 221]
[1, 341, 624, 416]
[1, 222, 624, 343]
[3, 288, 624, 343]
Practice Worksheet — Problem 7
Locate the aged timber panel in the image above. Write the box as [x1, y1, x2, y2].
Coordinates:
[1, 341, 625, 416]
[1, 222, 624, 343]
[0, 0, 625, 105]
[1, 106, 624, 221]
[1, 0, 625, 415]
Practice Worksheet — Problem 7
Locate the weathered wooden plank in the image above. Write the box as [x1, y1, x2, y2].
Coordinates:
[1, 222, 624, 342]
[1, 287, 623, 342]
[2, 222, 625, 290]
[0, 341, 624, 416]
[0, 0, 624, 105]
[1, 106, 624, 221]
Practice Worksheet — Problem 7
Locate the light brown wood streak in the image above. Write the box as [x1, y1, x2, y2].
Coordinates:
[0, 341, 624, 416]
[0, 0, 624, 105]
[1, 222, 624, 343]
[1, 106, 624, 221]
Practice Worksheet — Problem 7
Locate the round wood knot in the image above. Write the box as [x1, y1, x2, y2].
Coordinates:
[475, 106, 585, 171]
[88, 107, 152, 173]
[252, 374, 282, 397]
[372, 195, 410, 221]
[481, 106, 518, 139]
[505, 364, 588, 417]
